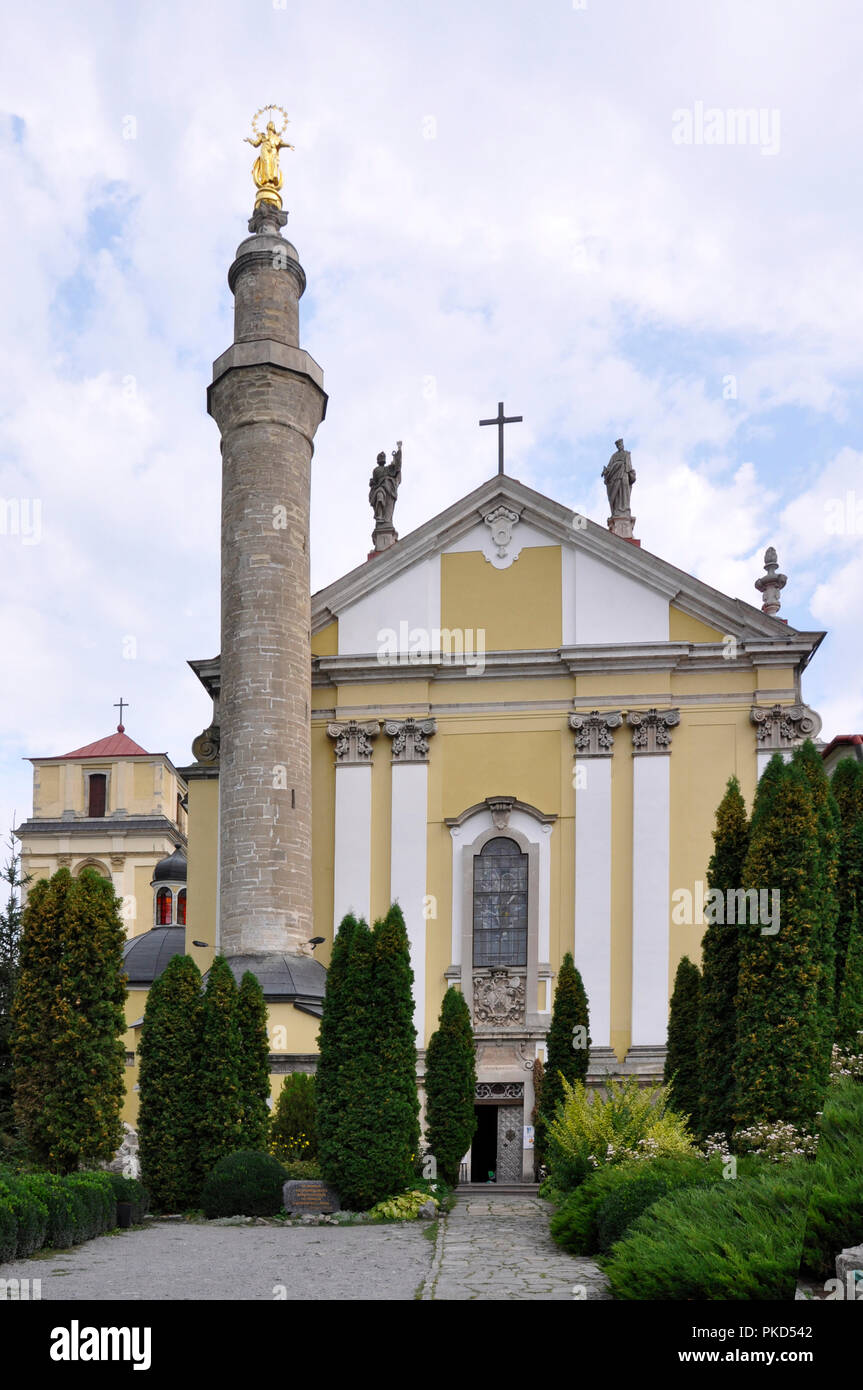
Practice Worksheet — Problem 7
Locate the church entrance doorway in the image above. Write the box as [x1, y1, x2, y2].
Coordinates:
[470, 1105, 497, 1183]
[469, 1098, 525, 1183]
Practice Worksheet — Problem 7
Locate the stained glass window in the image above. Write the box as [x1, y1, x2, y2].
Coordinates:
[156, 887, 173, 926]
[472, 837, 528, 967]
[177, 888, 186, 926]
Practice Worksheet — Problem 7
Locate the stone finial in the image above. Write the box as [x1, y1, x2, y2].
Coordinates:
[569, 710, 622, 757]
[326, 720, 380, 764]
[369, 442, 402, 554]
[754, 546, 787, 615]
[626, 707, 680, 753]
[603, 439, 637, 540]
[383, 717, 437, 762]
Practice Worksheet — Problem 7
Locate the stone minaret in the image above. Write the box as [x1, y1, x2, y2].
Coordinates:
[208, 200, 327, 963]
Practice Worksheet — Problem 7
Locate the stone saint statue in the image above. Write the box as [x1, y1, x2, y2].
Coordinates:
[602, 439, 636, 516]
[245, 112, 295, 210]
[369, 442, 402, 527]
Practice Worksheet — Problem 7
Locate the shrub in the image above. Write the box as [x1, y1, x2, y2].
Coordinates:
[369, 1190, 437, 1221]
[424, 987, 477, 1186]
[550, 1155, 717, 1256]
[800, 1081, 863, 1278]
[734, 1120, 818, 1164]
[363, 905, 420, 1204]
[830, 1035, 863, 1084]
[1, 1174, 47, 1256]
[198, 957, 243, 1178]
[104, 1173, 150, 1224]
[269, 1072, 317, 1163]
[605, 1164, 813, 1300]
[0, 1170, 116, 1258]
[546, 1076, 695, 1193]
[64, 1172, 115, 1241]
[279, 1159, 323, 1181]
[201, 1149, 287, 1219]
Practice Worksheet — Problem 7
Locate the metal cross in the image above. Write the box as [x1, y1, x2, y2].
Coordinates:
[479, 401, 523, 475]
[114, 698, 128, 728]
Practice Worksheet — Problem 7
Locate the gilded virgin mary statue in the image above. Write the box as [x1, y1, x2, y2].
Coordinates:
[245, 108, 295, 209]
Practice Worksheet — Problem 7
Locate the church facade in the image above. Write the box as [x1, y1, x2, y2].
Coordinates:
[159, 148, 826, 1182]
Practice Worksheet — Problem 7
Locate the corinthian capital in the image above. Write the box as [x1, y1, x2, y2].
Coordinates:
[326, 720, 380, 764]
[626, 707, 680, 754]
[569, 709, 622, 757]
[383, 717, 437, 762]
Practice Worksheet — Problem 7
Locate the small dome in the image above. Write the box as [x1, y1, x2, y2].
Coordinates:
[123, 926, 186, 986]
[150, 847, 187, 887]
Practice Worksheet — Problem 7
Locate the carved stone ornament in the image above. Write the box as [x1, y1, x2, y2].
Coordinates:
[486, 796, 515, 830]
[383, 717, 437, 762]
[569, 709, 622, 756]
[754, 547, 787, 616]
[475, 1081, 524, 1101]
[750, 703, 822, 748]
[482, 504, 521, 567]
[326, 719, 380, 764]
[627, 707, 680, 753]
[57, 855, 72, 867]
[472, 970, 526, 1025]
[192, 724, 221, 765]
[110, 855, 124, 869]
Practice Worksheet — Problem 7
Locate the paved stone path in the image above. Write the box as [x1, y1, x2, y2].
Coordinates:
[0, 1196, 611, 1301]
[423, 1195, 612, 1300]
[0, 1222, 433, 1301]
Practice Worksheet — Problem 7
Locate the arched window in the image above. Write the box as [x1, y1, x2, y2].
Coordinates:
[155, 887, 173, 926]
[176, 888, 186, 926]
[472, 837, 528, 967]
[88, 773, 107, 817]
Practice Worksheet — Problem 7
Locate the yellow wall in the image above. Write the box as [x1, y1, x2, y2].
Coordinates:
[441, 546, 562, 650]
[669, 606, 724, 643]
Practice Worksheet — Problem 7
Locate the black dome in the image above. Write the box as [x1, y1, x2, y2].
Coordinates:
[150, 847, 187, 886]
[123, 926, 186, 986]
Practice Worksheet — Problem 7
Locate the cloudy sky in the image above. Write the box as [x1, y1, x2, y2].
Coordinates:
[1, 0, 862, 842]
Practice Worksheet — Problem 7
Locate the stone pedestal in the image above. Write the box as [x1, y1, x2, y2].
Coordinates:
[607, 513, 636, 540]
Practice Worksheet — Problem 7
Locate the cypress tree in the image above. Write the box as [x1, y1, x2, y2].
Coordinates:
[791, 740, 840, 1085]
[0, 832, 29, 1141]
[836, 899, 863, 1052]
[365, 903, 419, 1202]
[748, 751, 788, 834]
[698, 776, 749, 1137]
[536, 953, 591, 1161]
[12, 867, 126, 1173]
[320, 918, 376, 1208]
[236, 971, 271, 1151]
[424, 986, 476, 1186]
[316, 913, 359, 1184]
[832, 758, 863, 1003]
[198, 955, 243, 1178]
[664, 956, 702, 1129]
[138, 954, 204, 1210]
[734, 763, 823, 1128]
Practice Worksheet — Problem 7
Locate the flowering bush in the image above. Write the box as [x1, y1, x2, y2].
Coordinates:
[734, 1120, 818, 1164]
[546, 1077, 695, 1192]
[830, 1036, 863, 1084]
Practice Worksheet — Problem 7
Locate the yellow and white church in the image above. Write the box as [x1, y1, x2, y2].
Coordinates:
[17, 135, 827, 1185]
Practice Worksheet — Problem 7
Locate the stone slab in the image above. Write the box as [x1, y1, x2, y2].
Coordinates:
[283, 1180, 341, 1215]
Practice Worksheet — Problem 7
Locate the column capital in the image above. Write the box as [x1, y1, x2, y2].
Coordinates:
[383, 716, 437, 762]
[569, 709, 622, 757]
[627, 707, 680, 754]
[326, 719, 380, 764]
[750, 702, 821, 749]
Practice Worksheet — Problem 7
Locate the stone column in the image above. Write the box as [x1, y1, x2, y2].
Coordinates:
[208, 203, 327, 959]
[385, 718, 436, 1043]
[625, 708, 679, 1067]
[569, 710, 621, 1068]
[327, 721, 379, 930]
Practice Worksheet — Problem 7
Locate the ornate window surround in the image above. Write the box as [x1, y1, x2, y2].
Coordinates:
[446, 797, 556, 1029]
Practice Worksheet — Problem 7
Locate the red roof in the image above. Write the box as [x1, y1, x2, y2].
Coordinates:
[57, 727, 150, 759]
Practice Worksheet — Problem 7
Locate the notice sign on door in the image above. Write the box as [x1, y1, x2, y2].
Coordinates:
[523, 1124, 535, 1149]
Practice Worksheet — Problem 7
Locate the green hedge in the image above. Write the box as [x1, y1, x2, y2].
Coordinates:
[801, 1082, 863, 1278]
[201, 1150, 287, 1219]
[551, 1156, 721, 1257]
[605, 1164, 812, 1300]
[104, 1174, 150, 1225]
[0, 1170, 116, 1259]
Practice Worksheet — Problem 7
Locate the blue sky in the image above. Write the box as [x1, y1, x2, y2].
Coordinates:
[1, 0, 862, 842]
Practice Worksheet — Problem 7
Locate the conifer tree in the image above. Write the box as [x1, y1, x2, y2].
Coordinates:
[364, 903, 419, 1201]
[791, 740, 840, 1084]
[664, 956, 702, 1129]
[748, 751, 788, 834]
[734, 763, 823, 1128]
[236, 971, 271, 1151]
[319, 918, 376, 1208]
[832, 758, 863, 1003]
[698, 776, 749, 1137]
[270, 1071, 317, 1162]
[536, 953, 590, 1161]
[424, 986, 476, 1186]
[0, 831, 29, 1140]
[198, 955, 243, 1177]
[12, 867, 126, 1172]
[837, 901, 863, 1052]
[138, 954, 204, 1210]
[316, 913, 359, 1183]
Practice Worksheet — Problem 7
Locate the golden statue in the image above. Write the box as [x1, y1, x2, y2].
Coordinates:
[245, 106, 294, 209]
